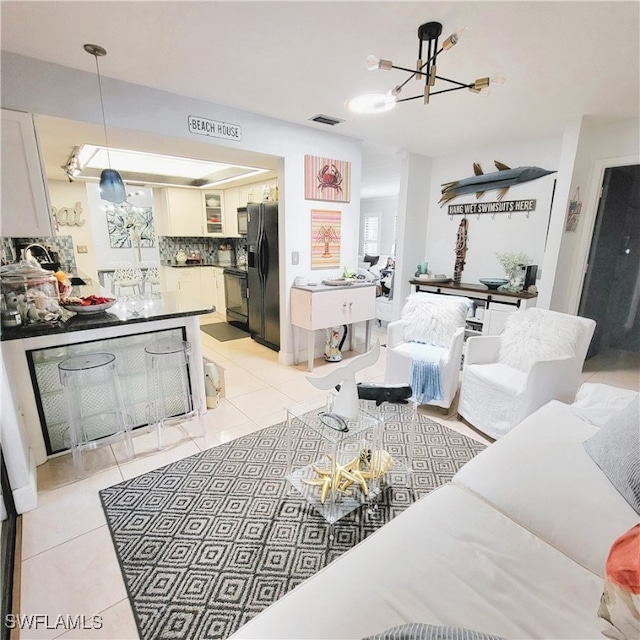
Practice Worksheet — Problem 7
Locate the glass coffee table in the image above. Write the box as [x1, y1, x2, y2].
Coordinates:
[285, 396, 415, 524]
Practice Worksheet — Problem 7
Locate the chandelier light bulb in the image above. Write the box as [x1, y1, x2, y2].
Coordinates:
[366, 55, 393, 71]
[443, 26, 469, 50]
[366, 55, 380, 71]
[346, 93, 396, 114]
[480, 87, 491, 96]
[389, 85, 403, 97]
[491, 73, 506, 86]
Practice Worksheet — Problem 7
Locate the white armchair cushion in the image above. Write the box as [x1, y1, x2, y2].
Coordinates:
[401, 293, 470, 347]
[498, 308, 586, 372]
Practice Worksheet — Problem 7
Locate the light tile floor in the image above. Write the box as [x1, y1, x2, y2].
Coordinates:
[17, 314, 639, 639]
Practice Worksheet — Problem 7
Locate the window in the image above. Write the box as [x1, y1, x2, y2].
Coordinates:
[363, 215, 380, 255]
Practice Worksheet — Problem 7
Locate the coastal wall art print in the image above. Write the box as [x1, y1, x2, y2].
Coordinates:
[305, 155, 351, 202]
[106, 204, 156, 249]
[311, 209, 341, 269]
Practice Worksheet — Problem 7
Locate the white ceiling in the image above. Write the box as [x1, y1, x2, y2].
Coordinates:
[2, 1, 639, 197]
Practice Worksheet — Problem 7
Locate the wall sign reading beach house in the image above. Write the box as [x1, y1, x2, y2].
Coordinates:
[447, 199, 537, 216]
[188, 115, 242, 141]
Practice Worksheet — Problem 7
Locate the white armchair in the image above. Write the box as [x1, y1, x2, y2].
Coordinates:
[384, 293, 471, 410]
[458, 308, 596, 439]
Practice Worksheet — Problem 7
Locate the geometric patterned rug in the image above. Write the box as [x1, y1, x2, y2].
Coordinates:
[100, 404, 486, 640]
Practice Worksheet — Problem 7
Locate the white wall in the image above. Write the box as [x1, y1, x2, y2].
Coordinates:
[424, 137, 562, 287]
[548, 117, 640, 313]
[48, 179, 98, 280]
[1, 52, 363, 364]
[394, 152, 433, 316]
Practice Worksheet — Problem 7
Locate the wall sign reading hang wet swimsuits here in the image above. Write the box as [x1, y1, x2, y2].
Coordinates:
[447, 199, 537, 216]
[188, 115, 242, 141]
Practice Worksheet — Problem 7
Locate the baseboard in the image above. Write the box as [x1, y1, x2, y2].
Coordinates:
[12, 451, 37, 514]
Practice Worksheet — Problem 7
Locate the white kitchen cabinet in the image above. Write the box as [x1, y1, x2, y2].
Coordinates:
[154, 188, 204, 236]
[237, 178, 277, 207]
[161, 266, 216, 308]
[1, 109, 54, 238]
[162, 266, 200, 299]
[211, 267, 226, 316]
[238, 184, 258, 207]
[222, 187, 240, 237]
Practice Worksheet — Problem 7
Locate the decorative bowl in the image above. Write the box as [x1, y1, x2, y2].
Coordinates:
[61, 298, 117, 315]
[479, 278, 510, 290]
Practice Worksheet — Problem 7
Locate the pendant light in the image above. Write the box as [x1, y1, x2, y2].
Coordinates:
[84, 44, 127, 204]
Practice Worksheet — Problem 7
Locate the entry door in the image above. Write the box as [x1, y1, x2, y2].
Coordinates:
[579, 164, 640, 357]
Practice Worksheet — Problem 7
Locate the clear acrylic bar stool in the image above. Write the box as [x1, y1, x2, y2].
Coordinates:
[145, 339, 204, 449]
[58, 352, 134, 478]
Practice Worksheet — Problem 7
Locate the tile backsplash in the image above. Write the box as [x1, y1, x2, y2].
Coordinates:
[158, 236, 246, 263]
[1, 236, 77, 273]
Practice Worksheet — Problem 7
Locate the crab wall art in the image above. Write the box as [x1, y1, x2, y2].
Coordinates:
[305, 155, 351, 202]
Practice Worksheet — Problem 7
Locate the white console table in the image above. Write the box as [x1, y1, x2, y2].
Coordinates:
[290, 282, 376, 372]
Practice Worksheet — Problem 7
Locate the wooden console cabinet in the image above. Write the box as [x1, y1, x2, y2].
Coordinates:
[290, 282, 376, 371]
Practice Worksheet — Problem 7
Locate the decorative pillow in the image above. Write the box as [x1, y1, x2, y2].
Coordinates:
[363, 624, 505, 640]
[597, 524, 640, 640]
[497, 308, 585, 372]
[571, 383, 639, 427]
[583, 397, 640, 514]
[364, 254, 380, 267]
[401, 293, 471, 348]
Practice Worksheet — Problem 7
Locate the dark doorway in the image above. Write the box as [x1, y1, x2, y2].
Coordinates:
[579, 164, 640, 358]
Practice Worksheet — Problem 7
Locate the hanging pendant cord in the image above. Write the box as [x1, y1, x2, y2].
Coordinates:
[92, 53, 113, 170]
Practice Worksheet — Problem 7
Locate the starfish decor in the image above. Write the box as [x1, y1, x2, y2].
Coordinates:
[302, 449, 393, 504]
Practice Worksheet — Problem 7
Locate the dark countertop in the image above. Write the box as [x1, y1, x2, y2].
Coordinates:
[0, 292, 214, 342]
[160, 260, 238, 269]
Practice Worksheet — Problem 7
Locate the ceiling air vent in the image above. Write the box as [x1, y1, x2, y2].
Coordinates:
[309, 114, 344, 126]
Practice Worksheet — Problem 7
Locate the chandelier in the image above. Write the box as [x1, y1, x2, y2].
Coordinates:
[347, 21, 504, 114]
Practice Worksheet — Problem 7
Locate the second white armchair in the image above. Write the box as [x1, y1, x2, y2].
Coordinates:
[458, 308, 596, 439]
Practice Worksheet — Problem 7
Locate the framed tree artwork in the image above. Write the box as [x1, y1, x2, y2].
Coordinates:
[305, 155, 351, 202]
[311, 209, 341, 269]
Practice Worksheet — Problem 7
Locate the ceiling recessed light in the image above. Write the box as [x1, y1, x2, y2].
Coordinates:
[346, 93, 396, 114]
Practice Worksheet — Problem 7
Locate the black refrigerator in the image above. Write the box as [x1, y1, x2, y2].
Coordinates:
[247, 202, 280, 351]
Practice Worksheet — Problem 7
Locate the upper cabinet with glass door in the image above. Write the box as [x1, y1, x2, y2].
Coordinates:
[203, 191, 225, 236]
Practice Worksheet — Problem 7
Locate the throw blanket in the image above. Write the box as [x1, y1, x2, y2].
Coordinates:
[409, 342, 445, 404]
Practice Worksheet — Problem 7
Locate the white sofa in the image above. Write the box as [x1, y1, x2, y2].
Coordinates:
[232, 384, 639, 640]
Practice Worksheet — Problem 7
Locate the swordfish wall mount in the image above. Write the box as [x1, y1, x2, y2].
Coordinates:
[439, 161, 556, 206]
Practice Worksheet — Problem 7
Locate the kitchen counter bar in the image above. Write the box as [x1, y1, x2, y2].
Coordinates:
[1, 292, 214, 465]
[1, 291, 213, 341]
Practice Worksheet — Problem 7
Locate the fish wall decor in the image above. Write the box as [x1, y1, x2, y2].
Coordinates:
[440, 161, 556, 206]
